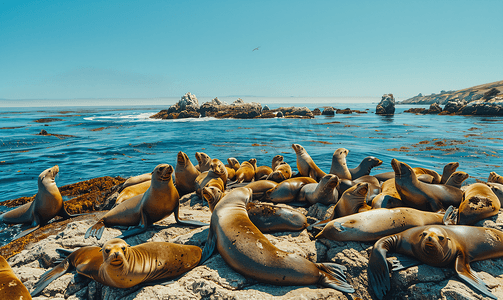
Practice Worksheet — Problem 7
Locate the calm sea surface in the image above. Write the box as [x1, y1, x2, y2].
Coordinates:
[1, 98, 502, 245]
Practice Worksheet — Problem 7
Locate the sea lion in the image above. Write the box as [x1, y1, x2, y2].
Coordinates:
[374, 166, 442, 183]
[255, 165, 273, 181]
[195, 152, 212, 173]
[444, 171, 469, 188]
[456, 183, 501, 225]
[120, 173, 152, 191]
[368, 225, 503, 299]
[412, 167, 441, 184]
[263, 177, 317, 203]
[487, 182, 503, 207]
[30, 238, 201, 296]
[246, 202, 308, 233]
[194, 159, 228, 197]
[329, 148, 351, 180]
[337, 175, 380, 195]
[297, 174, 340, 205]
[199, 187, 354, 293]
[85, 164, 206, 240]
[243, 180, 279, 199]
[175, 151, 201, 196]
[392, 159, 463, 212]
[488, 171, 503, 184]
[0, 165, 82, 240]
[114, 180, 151, 206]
[370, 178, 402, 209]
[292, 144, 327, 181]
[234, 159, 257, 183]
[315, 207, 444, 242]
[225, 157, 240, 181]
[440, 162, 460, 184]
[267, 160, 293, 182]
[331, 182, 371, 219]
[0, 255, 31, 300]
[271, 155, 284, 171]
[201, 186, 224, 212]
[349, 156, 383, 180]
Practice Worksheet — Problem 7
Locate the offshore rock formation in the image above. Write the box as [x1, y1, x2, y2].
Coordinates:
[401, 80, 503, 105]
[375, 94, 395, 115]
[405, 96, 503, 116]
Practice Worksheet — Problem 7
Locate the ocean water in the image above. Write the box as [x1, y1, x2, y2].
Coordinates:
[1, 99, 502, 245]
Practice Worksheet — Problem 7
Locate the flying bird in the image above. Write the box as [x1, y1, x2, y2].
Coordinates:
[252, 46, 260, 51]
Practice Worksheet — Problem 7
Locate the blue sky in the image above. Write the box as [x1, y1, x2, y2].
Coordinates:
[1, 0, 502, 100]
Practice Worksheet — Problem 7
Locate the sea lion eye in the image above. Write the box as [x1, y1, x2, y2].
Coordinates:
[121, 246, 126, 251]
[421, 232, 427, 237]
[438, 236, 444, 241]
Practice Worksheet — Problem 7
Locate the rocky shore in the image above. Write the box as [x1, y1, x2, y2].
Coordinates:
[1, 174, 502, 300]
[149, 93, 368, 120]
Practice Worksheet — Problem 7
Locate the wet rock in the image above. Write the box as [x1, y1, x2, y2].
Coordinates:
[150, 93, 200, 119]
[271, 107, 313, 118]
[426, 102, 442, 114]
[404, 108, 427, 114]
[211, 102, 262, 119]
[262, 105, 270, 111]
[375, 94, 395, 115]
[441, 98, 467, 114]
[312, 108, 321, 115]
[335, 108, 352, 114]
[322, 107, 335, 116]
[460, 96, 503, 115]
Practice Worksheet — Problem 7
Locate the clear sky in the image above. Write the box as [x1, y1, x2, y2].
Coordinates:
[1, 0, 502, 100]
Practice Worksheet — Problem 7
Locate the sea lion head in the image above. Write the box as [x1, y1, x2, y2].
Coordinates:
[271, 155, 284, 169]
[177, 151, 190, 167]
[152, 164, 174, 182]
[227, 157, 240, 170]
[319, 174, 340, 190]
[267, 168, 286, 182]
[291, 144, 305, 154]
[210, 159, 226, 175]
[102, 238, 130, 269]
[391, 159, 413, 178]
[39, 165, 59, 186]
[248, 158, 257, 169]
[333, 148, 349, 159]
[366, 156, 383, 167]
[449, 171, 469, 185]
[203, 186, 224, 212]
[195, 152, 211, 166]
[444, 162, 459, 173]
[416, 226, 455, 266]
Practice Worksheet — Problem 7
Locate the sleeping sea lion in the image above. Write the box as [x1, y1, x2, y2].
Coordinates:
[114, 180, 151, 206]
[370, 178, 402, 209]
[329, 148, 351, 180]
[349, 156, 383, 180]
[120, 173, 152, 192]
[255, 165, 273, 181]
[85, 164, 206, 240]
[0, 255, 31, 300]
[368, 225, 503, 299]
[392, 159, 462, 212]
[175, 151, 201, 196]
[412, 167, 441, 184]
[234, 159, 257, 183]
[263, 177, 317, 203]
[199, 187, 354, 293]
[486, 182, 503, 207]
[267, 157, 293, 182]
[292, 144, 326, 181]
[225, 157, 240, 181]
[440, 162, 459, 184]
[195, 152, 212, 173]
[30, 238, 201, 296]
[315, 207, 444, 242]
[297, 174, 340, 205]
[444, 171, 469, 189]
[1, 165, 83, 240]
[456, 183, 501, 225]
[243, 180, 279, 199]
[246, 202, 308, 233]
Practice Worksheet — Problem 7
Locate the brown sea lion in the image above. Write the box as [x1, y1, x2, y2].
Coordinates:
[195, 158, 228, 196]
[225, 157, 240, 181]
[349, 156, 383, 180]
[412, 167, 441, 184]
[234, 159, 257, 183]
[0, 255, 31, 300]
[440, 162, 460, 184]
[201, 186, 224, 212]
[292, 144, 327, 181]
[297, 174, 340, 205]
[85, 164, 207, 240]
[175, 151, 201, 196]
[243, 180, 279, 199]
[1, 165, 82, 240]
[246, 202, 308, 233]
[195, 152, 212, 172]
[331, 182, 371, 219]
[200, 187, 354, 293]
[329, 148, 351, 180]
[316, 207, 444, 242]
[120, 172, 152, 191]
[263, 177, 317, 203]
[255, 165, 273, 181]
[487, 182, 503, 206]
[455, 183, 501, 225]
[375, 166, 442, 183]
[488, 171, 503, 184]
[114, 180, 151, 206]
[392, 159, 462, 212]
[444, 171, 469, 189]
[267, 159, 293, 183]
[370, 178, 402, 210]
[271, 155, 284, 170]
[368, 225, 503, 299]
[337, 175, 380, 195]
[30, 238, 201, 296]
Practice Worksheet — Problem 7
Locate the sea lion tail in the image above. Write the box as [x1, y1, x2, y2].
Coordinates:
[316, 262, 354, 293]
[30, 258, 71, 297]
[443, 205, 459, 225]
[84, 220, 105, 239]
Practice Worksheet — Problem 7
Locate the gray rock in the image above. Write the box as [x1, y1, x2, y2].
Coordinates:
[321, 107, 335, 116]
[376, 94, 395, 115]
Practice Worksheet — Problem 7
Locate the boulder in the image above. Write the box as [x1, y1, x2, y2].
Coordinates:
[425, 102, 442, 114]
[322, 107, 335, 116]
[312, 108, 321, 115]
[335, 108, 352, 114]
[460, 96, 503, 115]
[376, 94, 396, 115]
[441, 98, 467, 114]
[272, 107, 314, 118]
[150, 93, 200, 119]
[262, 105, 270, 111]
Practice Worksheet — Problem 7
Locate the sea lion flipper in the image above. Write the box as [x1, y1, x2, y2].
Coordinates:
[12, 223, 40, 241]
[443, 205, 459, 225]
[455, 253, 496, 299]
[58, 205, 89, 219]
[388, 256, 421, 272]
[174, 204, 209, 226]
[85, 220, 105, 239]
[30, 258, 71, 297]
[200, 228, 216, 264]
[316, 262, 354, 293]
[368, 236, 395, 300]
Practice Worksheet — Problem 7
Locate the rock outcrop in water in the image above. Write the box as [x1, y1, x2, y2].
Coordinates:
[404, 96, 503, 116]
[375, 94, 395, 115]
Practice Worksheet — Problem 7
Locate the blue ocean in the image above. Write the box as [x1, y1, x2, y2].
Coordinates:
[1, 97, 502, 246]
